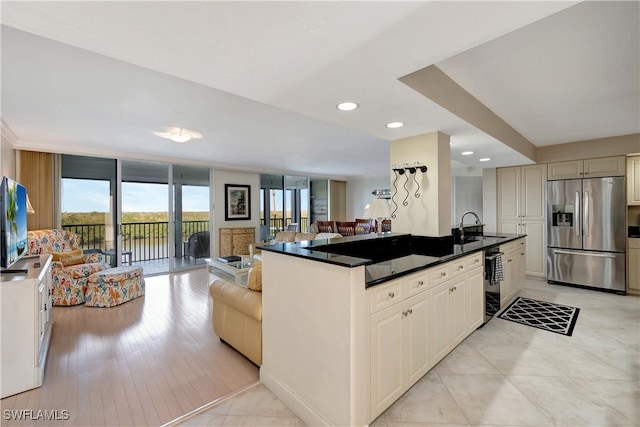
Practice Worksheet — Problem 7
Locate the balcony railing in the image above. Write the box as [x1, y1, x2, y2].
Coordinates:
[260, 217, 309, 235]
[63, 220, 209, 262]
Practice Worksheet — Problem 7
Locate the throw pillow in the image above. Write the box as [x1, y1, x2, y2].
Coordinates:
[55, 249, 85, 266]
[246, 263, 262, 292]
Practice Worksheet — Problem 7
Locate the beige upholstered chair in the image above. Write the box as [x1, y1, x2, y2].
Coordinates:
[209, 263, 263, 365]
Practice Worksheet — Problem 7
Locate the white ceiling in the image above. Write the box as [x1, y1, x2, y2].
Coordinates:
[1, 1, 637, 179]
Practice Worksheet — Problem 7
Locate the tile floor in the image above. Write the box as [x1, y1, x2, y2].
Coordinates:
[178, 278, 640, 427]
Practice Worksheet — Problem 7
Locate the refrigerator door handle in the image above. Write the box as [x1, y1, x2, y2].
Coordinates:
[575, 191, 580, 237]
[583, 191, 589, 237]
[553, 249, 615, 259]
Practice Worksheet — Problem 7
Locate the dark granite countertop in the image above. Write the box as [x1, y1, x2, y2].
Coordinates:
[258, 232, 525, 287]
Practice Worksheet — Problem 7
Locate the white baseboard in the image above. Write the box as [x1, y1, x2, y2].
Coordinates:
[260, 367, 334, 427]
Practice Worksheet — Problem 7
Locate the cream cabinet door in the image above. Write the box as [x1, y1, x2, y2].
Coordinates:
[404, 292, 430, 385]
[548, 160, 583, 180]
[520, 164, 547, 221]
[498, 220, 519, 235]
[583, 156, 626, 178]
[517, 250, 526, 295]
[429, 281, 451, 365]
[450, 277, 467, 348]
[628, 239, 640, 294]
[628, 156, 640, 205]
[370, 304, 404, 417]
[520, 223, 545, 277]
[465, 268, 485, 335]
[500, 251, 516, 307]
[497, 167, 520, 220]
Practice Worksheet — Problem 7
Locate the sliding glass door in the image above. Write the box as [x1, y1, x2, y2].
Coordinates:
[61, 154, 210, 275]
[120, 160, 170, 275]
[172, 165, 210, 270]
[61, 155, 116, 259]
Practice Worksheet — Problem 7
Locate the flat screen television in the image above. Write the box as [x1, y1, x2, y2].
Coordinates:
[0, 176, 29, 269]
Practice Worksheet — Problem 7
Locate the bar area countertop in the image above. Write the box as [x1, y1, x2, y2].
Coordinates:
[258, 231, 524, 287]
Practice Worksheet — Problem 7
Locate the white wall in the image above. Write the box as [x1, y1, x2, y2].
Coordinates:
[346, 175, 389, 219]
[1, 125, 16, 179]
[482, 168, 497, 233]
[212, 169, 260, 256]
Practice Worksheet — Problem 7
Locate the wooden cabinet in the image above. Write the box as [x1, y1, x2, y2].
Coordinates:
[628, 156, 640, 205]
[628, 239, 640, 295]
[370, 290, 429, 417]
[219, 227, 255, 257]
[369, 273, 429, 419]
[548, 156, 626, 180]
[428, 252, 484, 367]
[497, 164, 546, 277]
[368, 251, 485, 421]
[500, 238, 526, 307]
[1, 254, 52, 398]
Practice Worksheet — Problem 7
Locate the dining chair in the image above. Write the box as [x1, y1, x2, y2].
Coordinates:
[316, 221, 335, 233]
[336, 221, 357, 236]
[355, 218, 373, 234]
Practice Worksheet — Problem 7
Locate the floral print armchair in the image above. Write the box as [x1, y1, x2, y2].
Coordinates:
[27, 229, 110, 306]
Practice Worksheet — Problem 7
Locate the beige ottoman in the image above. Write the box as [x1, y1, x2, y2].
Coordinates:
[85, 266, 145, 307]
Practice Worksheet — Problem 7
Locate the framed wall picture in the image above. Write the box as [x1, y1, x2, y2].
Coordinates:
[225, 184, 251, 220]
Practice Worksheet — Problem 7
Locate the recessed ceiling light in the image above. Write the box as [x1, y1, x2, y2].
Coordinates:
[336, 102, 359, 111]
[386, 122, 404, 129]
[479, 158, 491, 162]
[154, 127, 202, 143]
[461, 151, 474, 155]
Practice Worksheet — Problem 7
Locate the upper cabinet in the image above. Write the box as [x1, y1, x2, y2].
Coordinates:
[548, 156, 626, 180]
[628, 155, 640, 205]
[498, 164, 547, 222]
[497, 164, 546, 277]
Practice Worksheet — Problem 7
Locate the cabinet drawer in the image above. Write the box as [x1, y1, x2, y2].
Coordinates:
[406, 271, 430, 296]
[630, 238, 640, 250]
[431, 264, 451, 285]
[466, 252, 483, 270]
[451, 259, 466, 278]
[370, 280, 404, 313]
[501, 238, 524, 254]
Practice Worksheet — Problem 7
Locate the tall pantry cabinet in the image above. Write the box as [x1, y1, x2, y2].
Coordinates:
[497, 164, 547, 277]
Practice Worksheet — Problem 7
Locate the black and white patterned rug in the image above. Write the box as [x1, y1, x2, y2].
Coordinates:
[498, 297, 580, 336]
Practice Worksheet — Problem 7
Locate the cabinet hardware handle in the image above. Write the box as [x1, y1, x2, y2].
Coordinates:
[388, 292, 395, 298]
[418, 280, 424, 286]
[402, 310, 408, 316]
[453, 286, 457, 291]
[521, 253, 525, 255]
[408, 309, 413, 314]
[441, 272, 446, 277]
[457, 266, 464, 270]
[474, 259, 479, 263]
[508, 259, 513, 262]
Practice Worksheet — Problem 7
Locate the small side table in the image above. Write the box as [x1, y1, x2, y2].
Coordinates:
[101, 249, 133, 267]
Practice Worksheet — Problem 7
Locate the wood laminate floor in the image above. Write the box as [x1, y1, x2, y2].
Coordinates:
[1, 268, 259, 427]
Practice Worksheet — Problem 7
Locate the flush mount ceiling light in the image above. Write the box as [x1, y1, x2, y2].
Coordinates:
[386, 122, 404, 129]
[461, 151, 474, 155]
[336, 102, 359, 111]
[479, 158, 491, 162]
[154, 127, 202, 143]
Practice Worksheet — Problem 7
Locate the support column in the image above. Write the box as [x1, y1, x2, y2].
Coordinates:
[390, 131, 451, 237]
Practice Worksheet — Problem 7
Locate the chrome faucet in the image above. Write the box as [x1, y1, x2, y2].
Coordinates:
[459, 211, 481, 241]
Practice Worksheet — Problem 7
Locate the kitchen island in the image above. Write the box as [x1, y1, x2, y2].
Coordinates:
[258, 232, 525, 426]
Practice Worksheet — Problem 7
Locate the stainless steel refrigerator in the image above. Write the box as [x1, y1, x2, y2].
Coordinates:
[547, 177, 626, 293]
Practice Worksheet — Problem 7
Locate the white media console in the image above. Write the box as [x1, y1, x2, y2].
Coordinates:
[1, 253, 53, 398]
